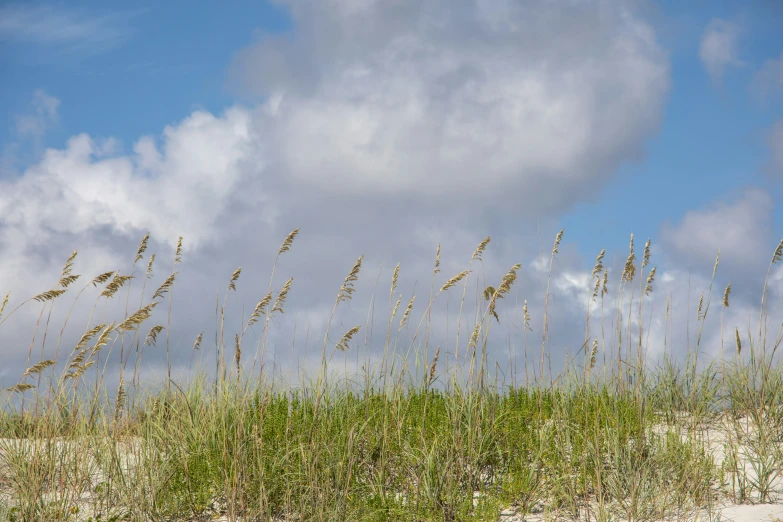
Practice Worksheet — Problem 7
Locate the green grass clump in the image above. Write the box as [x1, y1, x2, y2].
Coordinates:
[0, 231, 781, 521]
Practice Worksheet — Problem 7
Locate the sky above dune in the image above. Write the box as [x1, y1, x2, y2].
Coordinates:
[0, 0, 782, 391]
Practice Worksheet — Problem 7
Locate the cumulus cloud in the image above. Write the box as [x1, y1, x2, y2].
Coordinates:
[15, 89, 59, 139]
[751, 51, 783, 102]
[1, 89, 60, 178]
[699, 18, 743, 84]
[660, 187, 777, 286]
[229, 0, 670, 215]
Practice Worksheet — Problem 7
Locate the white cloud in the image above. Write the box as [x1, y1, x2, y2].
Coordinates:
[1, 89, 60, 178]
[230, 0, 670, 214]
[699, 18, 743, 84]
[751, 51, 783, 101]
[660, 187, 776, 281]
[0, 107, 263, 254]
[15, 89, 59, 139]
[0, 3, 137, 54]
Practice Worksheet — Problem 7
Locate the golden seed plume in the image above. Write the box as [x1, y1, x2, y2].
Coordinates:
[622, 234, 636, 283]
[235, 334, 241, 372]
[227, 267, 242, 292]
[592, 277, 601, 301]
[552, 229, 564, 256]
[144, 325, 165, 347]
[91, 323, 115, 355]
[33, 289, 67, 303]
[337, 256, 363, 304]
[642, 239, 651, 269]
[772, 238, 783, 264]
[6, 383, 34, 394]
[488, 263, 522, 322]
[75, 324, 105, 352]
[58, 250, 79, 288]
[146, 254, 156, 279]
[592, 249, 605, 279]
[22, 360, 55, 378]
[175, 237, 183, 265]
[391, 263, 400, 294]
[278, 228, 300, 255]
[271, 277, 293, 314]
[523, 300, 532, 332]
[399, 296, 415, 329]
[115, 379, 126, 421]
[735, 327, 742, 355]
[117, 303, 158, 333]
[193, 331, 204, 351]
[723, 283, 731, 307]
[152, 272, 177, 300]
[0, 291, 9, 322]
[336, 325, 361, 352]
[135, 233, 150, 265]
[101, 274, 134, 299]
[644, 267, 656, 296]
[601, 270, 609, 296]
[589, 338, 598, 371]
[440, 270, 470, 292]
[391, 295, 402, 320]
[433, 244, 441, 276]
[429, 346, 440, 385]
[697, 293, 704, 320]
[472, 237, 491, 262]
[468, 323, 481, 351]
[483, 286, 496, 301]
[91, 271, 115, 288]
[246, 292, 273, 329]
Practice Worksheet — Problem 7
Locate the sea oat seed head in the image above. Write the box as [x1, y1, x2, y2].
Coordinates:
[712, 249, 720, 279]
[278, 228, 300, 256]
[175, 237, 183, 265]
[272, 277, 294, 314]
[144, 325, 165, 347]
[723, 283, 731, 307]
[228, 267, 242, 292]
[592, 249, 606, 279]
[336, 325, 361, 352]
[644, 267, 656, 296]
[135, 233, 150, 265]
[552, 229, 564, 256]
[772, 238, 783, 264]
[337, 256, 363, 304]
[152, 272, 178, 301]
[472, 237, 491, 262]
[399, 296, 415, 329]
[440, 270, 470, 292]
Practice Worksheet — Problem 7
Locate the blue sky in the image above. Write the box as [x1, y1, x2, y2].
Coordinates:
[1, 0, 782, 385]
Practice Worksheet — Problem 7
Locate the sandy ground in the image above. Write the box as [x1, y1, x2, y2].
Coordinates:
[1, 416, 781, 521]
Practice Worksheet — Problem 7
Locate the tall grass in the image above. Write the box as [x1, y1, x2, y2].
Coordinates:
[0, 231, 781, 522]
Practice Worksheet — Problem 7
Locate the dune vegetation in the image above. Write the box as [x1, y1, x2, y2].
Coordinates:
[0, 230, 782, 522]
